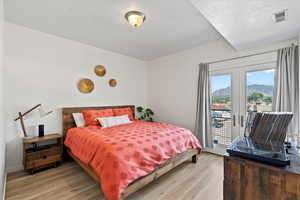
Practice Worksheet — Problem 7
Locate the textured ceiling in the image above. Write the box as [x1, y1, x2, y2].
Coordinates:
[190, 0, 300, 50]
[5, 0, 222, 60]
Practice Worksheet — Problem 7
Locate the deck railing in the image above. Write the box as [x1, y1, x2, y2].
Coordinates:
[210, 108, 232, 146]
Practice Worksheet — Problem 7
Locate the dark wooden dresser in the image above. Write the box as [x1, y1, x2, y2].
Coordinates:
[224, 154, 300, 200]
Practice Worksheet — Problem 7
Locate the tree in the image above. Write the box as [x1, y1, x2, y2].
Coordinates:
[248, 92, 264, 104]
[263, 96, 272, 105]
[212, 97, 231, 104]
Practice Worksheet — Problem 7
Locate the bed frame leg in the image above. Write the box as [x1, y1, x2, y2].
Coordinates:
[192, 155, 197, 164]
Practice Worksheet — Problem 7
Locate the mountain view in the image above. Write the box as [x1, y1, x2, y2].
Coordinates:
[212, 84, 273, 98]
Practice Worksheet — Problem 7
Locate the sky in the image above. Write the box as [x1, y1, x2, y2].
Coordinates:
[211, 69, 275, 92]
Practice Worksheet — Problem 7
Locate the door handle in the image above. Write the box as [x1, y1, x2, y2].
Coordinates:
[233, 115, 236, 127]
[241, 115, 244, 128]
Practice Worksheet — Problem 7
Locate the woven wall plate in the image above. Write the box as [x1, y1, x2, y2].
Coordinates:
[94, 65, 106, 77]
[109, 79, 117, 87]
[78, 78, 94, 93]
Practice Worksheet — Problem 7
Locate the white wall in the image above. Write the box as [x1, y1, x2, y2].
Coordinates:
[147, 38, 298, 131]
[4, 23, 148, 172]
[0, 0, 4, 198]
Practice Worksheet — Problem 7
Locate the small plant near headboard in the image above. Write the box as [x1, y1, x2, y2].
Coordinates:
[136, 106, 154, 122]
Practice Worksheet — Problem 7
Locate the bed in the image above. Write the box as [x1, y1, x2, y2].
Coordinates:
[62, 105, 201, 200]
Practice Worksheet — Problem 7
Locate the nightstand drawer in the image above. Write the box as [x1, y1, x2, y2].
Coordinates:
[26, 147, 61, 160]
[25, 154, 61, 169]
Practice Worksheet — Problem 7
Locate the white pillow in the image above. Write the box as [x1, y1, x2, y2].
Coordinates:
[97, 115, 132, 128]
[72, 113, 86, 127]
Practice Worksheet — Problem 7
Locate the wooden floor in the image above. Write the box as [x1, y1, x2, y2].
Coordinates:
[5, 153, 223, 200]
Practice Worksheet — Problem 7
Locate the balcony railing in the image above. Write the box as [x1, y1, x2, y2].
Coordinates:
[211, 108, 232, 146]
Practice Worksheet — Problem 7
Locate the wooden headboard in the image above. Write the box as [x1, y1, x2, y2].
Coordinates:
[62, 105, 135, 140]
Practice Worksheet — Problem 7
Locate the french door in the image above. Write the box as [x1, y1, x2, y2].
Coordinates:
[209, 63, 276, 149]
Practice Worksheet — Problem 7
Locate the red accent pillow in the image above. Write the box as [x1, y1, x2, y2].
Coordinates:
[82, 109, 114, 126]
[113, 107, 134, 121]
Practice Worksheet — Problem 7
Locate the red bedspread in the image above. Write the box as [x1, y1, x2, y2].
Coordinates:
[64, 120, 201, 200]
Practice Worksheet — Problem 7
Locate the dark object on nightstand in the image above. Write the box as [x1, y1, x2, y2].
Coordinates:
[23, 134, 63, 173]
[38, 124, 44, 137]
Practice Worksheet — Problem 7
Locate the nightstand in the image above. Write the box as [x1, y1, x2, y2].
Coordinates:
[23, 134, 63, 173]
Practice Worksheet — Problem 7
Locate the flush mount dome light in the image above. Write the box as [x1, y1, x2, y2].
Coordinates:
[125, 11, 146, 27]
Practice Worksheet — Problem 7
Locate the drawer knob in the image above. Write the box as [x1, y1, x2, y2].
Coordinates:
[43, 155, 47, 159]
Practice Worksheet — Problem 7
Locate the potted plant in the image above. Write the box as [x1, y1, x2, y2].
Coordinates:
[136, 106, 154, 122]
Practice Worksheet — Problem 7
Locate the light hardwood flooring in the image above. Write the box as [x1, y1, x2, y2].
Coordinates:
[5, 153, 223, 200]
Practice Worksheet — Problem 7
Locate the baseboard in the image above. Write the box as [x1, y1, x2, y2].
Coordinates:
[2, 173, 6, 200]
[6, 164, 23, 173]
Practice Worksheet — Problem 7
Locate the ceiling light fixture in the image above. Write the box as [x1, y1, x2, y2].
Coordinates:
[125, 11, 146, 27]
